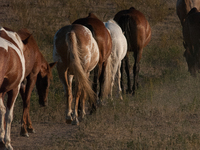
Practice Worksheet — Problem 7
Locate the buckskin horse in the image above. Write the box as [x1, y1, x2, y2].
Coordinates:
[53, 24, 99, 125]
[73, 13, 112, 107]
[17, 28, 56, 137]
[114, 7, 151, 95]
[0, 27, 29, 150]
[104, 19, 127, 100]
[176, 0, 200, 25]
[183, 7, 200, 76]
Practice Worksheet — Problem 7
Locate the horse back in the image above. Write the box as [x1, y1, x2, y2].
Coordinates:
[17, 29, 47, 77]
[114, 7, 151, 52]
[73, 13, 112, 63]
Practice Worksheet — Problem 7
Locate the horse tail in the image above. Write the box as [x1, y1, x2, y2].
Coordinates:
[102, 52, 113, 98]
[117, 15, 136, 52]
[67, 31, 96, 102]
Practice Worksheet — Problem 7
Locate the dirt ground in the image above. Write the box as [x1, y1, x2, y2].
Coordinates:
[0, 0, 180, 149]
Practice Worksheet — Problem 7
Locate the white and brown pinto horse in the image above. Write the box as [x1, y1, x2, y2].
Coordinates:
[53, 24, 99, 125]
[104, 19, 127, 100]
[73, 13, 112, 108]
[17, 29, 56, 137]
[176, 0, 200, 25]
[0, 27, 28, 150]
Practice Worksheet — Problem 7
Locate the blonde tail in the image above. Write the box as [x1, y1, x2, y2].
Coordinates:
[67, 32, 96, 102]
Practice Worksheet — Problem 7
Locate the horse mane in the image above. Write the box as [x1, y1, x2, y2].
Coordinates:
[17, 28, 32, 41]
[3, 27, 14, 32]
[108, 19, 117, 24]
[88, 13, 98, 19]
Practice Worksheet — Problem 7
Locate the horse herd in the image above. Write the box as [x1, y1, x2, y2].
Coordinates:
[0, 0, 199, 148]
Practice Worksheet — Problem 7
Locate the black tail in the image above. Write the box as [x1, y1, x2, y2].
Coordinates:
[117, 15, 136, 52]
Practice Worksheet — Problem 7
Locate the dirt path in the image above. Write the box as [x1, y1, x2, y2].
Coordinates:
[11, 123, 79, 150]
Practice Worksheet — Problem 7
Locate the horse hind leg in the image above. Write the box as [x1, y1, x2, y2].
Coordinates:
[71, 83, 81, 125]
[65, 73, 73, 124]
[0, 93, 6, 148]
[117, 62, 123, 100]
[5, 86, 20, 150]
[132, 53, 141, 95]
[124, 54, 132, 94]
[20, 76, 36, 137]
[57, 64, 73, 124]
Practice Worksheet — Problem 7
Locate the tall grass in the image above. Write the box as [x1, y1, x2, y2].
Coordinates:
[5, 0, 200, 149]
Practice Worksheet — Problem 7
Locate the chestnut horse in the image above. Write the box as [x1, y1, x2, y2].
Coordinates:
[114, 7, 151, 95]
[17, 29, 56, 137]
[73, 13, 112, 107]
[104, 19, 127, 100]
[53, 24, 99, 125]
[0, 27, 28, 150]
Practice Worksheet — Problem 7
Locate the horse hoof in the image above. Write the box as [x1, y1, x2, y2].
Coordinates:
[71, 119, 79, 125]
[20, 128, 29, 137]
[66, 119, 72, 124]
[0, 140, 5, 149]
[20, 132, 29, 138]
[27, 128, 35, 133]
[5, 143, 13, 150]
[126, 89, 132, 94]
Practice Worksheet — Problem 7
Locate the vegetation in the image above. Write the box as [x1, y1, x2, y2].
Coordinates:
[3, 0, 200, 149]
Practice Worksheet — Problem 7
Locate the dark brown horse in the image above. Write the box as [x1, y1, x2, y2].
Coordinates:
[183, 7, 200, 76]
[73, 13, 112, 108]
[176, 0, 200, 25]
[114, 7, 151, 95]
[0, 27, 29, 150]
[17, 29, 56, 137]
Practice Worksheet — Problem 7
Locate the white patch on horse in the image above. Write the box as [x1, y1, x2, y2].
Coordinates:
[0, 28, 25, 82]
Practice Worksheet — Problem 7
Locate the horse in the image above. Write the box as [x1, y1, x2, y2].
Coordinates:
[114, 7, 151, 95]
[17, 28, 57, 137]
[53, 24, 99, 125]
[0, 27, 30, 150]
[72, 13, 112, 108]
[176, 0, 200, 25]
[182, 7, 200, 76]
[104, 19, 127, 100]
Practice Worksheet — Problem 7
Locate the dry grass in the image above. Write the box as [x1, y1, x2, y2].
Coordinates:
[3, 0, 200, 149]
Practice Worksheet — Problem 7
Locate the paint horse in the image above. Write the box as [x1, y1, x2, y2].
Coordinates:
[73, 13, 112, 108]
[53, 24, 99, 125]
[0, 27, 29, 150]
[17, 29, 56, 137]
[104, 19, 127, 100]
[114, 7, 151, 95]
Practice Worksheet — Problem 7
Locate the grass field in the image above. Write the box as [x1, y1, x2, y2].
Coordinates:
[2, 0, 200, 149]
